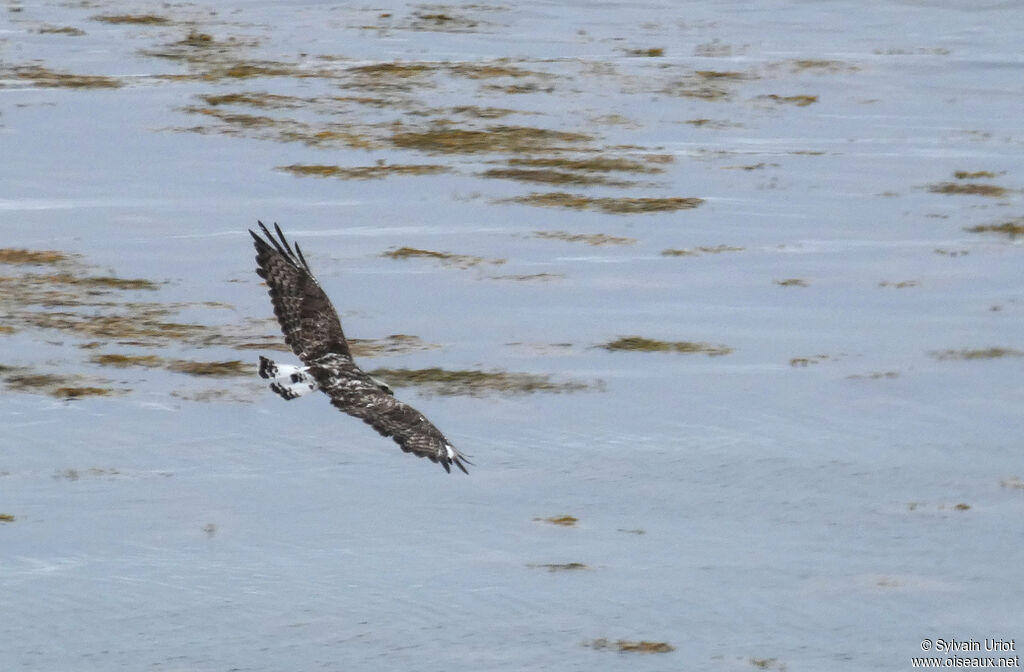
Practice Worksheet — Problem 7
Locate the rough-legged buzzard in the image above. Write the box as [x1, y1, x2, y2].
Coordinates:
[250, 221, 470, 474]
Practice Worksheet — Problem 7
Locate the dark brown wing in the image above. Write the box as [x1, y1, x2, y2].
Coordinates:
[311, 356, 471, 474]
[250, 221, 350, 363]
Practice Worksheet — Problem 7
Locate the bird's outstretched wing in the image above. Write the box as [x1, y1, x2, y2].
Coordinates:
[251, 223, 471, 474]
[250, 221, 350, 363]
[312, 357, 471, 474]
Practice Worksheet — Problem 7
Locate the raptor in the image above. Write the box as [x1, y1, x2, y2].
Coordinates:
[250, 221, 470, 474]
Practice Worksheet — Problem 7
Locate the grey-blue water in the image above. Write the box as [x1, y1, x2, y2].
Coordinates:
[2, 1, 1022, 670]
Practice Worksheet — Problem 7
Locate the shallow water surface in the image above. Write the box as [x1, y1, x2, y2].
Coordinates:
[2, 1, 1023, 670]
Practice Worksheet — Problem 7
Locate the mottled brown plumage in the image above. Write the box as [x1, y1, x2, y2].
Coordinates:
[250, 222, 470, 474]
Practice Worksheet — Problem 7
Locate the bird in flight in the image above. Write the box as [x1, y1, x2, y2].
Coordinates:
[249, 221, 470, 474]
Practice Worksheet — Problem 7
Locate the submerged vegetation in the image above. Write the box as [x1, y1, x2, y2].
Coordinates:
[0, 246, 286, 401]
[928, 182, 1008, 198]
[390, 124, 591, 154]
[535, 515, 578, 527]
[91, 14, 170, 25]
[584, 639, 675, 654]
[36, 25, 86, 36]
[348, 335, 439, 357]
[754, 94, 819, 106]
[954, 170, 1001, 179]
[661, 245, 743, 257]
[965, 217, 1024, 238]
[1, 366, 120, 399]
[506, 192, 703, 214]
[480, 167, 634, 187]
[533, 231, 636, 246]
[930, 348, 1024, 361]
[366, 368, 596, 397]
[625, 47, 665, 57]
[0, 249, 73, 264]
[600, 336, 732, 357]
[1, 64, 122, 89]
[506, 155, 668, 174]
[10, 7, 919, 415]
[527, 562, 590, 572]
[166, 360, 250, 377]
[381, 247, 505, 269]
[279, 163, 451, 180]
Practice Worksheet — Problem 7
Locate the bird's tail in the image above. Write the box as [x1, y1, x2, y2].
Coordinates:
[258, 356, 318, 401]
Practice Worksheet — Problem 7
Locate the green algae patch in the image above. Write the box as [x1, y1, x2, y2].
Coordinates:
[625, 47, 665, 57]
[90, 353, 164, 368]
[349, 62, 434, 78]
[755, 94, 818, 106]
[601, 336, 732, 357]
[182, 106, 282, 129]
[367, 368, 594, 396]
[791, 354, 841, 368]
[2, 369, 120, 399]
[661, 245, 742, 257]
[965, 217, 1024, 238]
[179, 30, 215, 47]
[0, 249, 72, 265]
[36, 25, 86, 36]
[2, 247, 303, 401]
[535, 514, 578, 527]
[161, 59, 319, 83]
[788, 59, 859, 72]
[450, 105, 522, 119]
[178, 105, 380, 150]
[53, 386, 115, 399]
[381, 247, 504, 269]
[928, 182, 1008, 198]
[214, 62, 305, 79]
[406, 8, 485, 32]
[0, 252, 248, 350]
[506, 156, 667, 174]
[2, 64, 123, 89]
[527, 562, 590, 572]
[776, 278, 809, 287]
[488, 273, 564, 282]
[954, 170, 1001, 179]
[91, 14, 170, 25]
[930, 348, 1024, 361]
[166, 360, 250, 377]
[696, 70, 749, 81]
[506, 192, 703, 214]
[348, 334, 440, 357]
[750, 657, 783, 668]
[37, 273, 159, 291]
[662, 81, 733, 101]
[481, 168, 634, 187]
[279, 163, 451, 180]
[683, 118, 740, 129]
[585, 639, 675, 654]
[4, 373, 66, 391]
[200, 92, 306, 109]
[447, 62, 547, 80]
[847, 371, 900, 380]
[533, 231, 636, 246]
[145, 32, 263, 65]
[390, 124, 591, 154]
